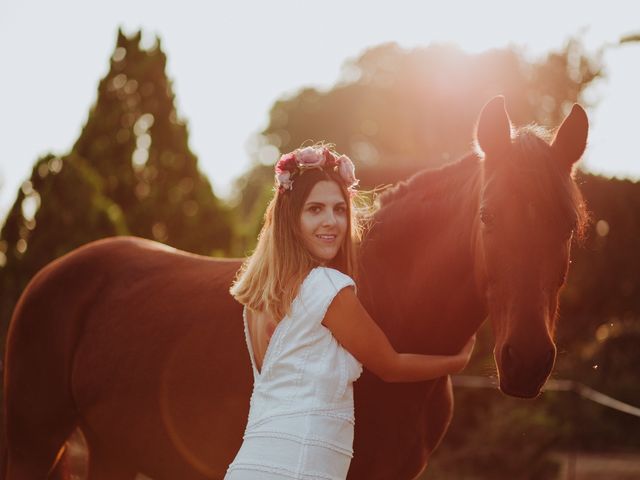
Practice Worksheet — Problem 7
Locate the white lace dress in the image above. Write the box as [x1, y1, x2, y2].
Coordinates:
[225, 267, 363, 480]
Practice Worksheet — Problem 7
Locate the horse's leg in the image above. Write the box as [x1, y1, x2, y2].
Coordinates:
[48, 450, 71, 480]
[423, 375, 454, 457]
[86, 450, 138, 480]
[4, 303, 82, 480]
[47, 428, 89, 480]
[4, 338, 78, 480]
[3, 415, 76, 480]
[379, 377, 454, 480]
[3, 249, 108, 479]
[85, 437, 138, 480]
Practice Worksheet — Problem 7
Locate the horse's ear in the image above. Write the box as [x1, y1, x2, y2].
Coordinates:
[475, 96, 512, 158]
[551, 104, 589, 172]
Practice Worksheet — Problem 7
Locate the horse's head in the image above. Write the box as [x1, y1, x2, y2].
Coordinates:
[475, 96, 589, 398]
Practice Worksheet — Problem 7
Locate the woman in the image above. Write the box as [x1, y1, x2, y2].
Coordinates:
[225, 146, 474, 479]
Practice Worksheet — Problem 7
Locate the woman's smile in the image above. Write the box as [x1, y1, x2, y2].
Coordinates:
[316, 234, 337, 242]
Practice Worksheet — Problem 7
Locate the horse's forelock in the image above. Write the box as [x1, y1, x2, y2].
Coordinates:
[510, 127, 589, 239]
[517, 124, 554, 144]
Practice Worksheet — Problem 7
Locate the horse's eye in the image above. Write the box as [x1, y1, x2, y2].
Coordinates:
[480, 208, 495, 227]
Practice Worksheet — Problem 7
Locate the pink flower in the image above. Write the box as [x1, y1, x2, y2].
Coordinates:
[296, 147, 325, 167]
[275, 170, 293, 191]
[273, 147, 359, 194]
[336, 155, 358, 188]
[275, 153, 296, 173]
[323, 148, 337, 167]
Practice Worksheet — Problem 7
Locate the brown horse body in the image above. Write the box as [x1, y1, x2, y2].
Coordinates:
[2, 97, 589, 479]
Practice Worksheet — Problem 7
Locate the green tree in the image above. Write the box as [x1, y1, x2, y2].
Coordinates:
[73, 29, 232, 254]
[235, 38, 602, 249]
[264, 39, 600, 169]
[0, 28, 232, 363]
[0, 154, 127, 342]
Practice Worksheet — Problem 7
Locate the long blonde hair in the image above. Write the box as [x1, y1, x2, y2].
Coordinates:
[230, 167, 361, 321]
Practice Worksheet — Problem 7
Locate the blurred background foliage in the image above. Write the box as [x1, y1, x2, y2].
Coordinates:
[1, 29, 639, 479]
[0, 29, 232, 357]
[234, 38, 601, 247]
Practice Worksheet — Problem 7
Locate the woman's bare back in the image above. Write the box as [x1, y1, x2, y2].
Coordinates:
[245, 308, 277, 372]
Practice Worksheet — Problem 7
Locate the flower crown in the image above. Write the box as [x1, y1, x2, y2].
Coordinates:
[274, 146, 359, 194]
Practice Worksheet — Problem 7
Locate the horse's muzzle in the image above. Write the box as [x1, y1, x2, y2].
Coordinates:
[496, 343, 555, 398]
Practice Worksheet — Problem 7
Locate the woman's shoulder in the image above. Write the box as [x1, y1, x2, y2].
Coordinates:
[311, 266, 355, 283]
[292, 267, 357, 322]
[303, 266, 356, 298]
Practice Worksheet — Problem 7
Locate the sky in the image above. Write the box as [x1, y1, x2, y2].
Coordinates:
[0, 1, 639, 223]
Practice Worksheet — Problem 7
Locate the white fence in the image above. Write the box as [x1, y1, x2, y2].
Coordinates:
[452, 375, 640, 418]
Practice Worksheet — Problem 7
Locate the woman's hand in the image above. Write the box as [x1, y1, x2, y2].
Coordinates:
[452, 334, 476, 374]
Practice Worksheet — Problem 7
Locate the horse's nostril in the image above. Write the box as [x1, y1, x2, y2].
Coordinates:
[503, 344, 517, 363]
[501, 344, 520, 377]
[501, 343, 556, 388]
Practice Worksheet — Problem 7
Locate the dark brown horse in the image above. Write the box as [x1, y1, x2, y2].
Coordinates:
[2, 96, 589, 479]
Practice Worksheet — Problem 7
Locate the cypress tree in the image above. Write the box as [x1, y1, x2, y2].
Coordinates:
[0, 28, 232, 364]
[73, 28, 232, 254]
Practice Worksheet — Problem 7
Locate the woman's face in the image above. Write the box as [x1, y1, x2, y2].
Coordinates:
[299, 180, 348, 263]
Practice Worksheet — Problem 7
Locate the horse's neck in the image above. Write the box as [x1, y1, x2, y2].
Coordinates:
[359, 158, 486, 353]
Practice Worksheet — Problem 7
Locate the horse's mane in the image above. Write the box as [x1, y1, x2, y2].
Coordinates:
[375, 152, 481, 210]
[359, 153, 482, 263]
[372, 126, 588, 239]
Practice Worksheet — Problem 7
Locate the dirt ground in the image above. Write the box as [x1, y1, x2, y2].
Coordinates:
[554, 452, 640, 480]
[61, 432, 640, 480]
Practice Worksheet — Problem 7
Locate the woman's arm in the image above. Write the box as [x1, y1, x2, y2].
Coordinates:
[322, 287, 475, 383]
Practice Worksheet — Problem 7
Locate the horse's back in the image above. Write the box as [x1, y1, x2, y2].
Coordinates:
[7, 235, 242, 353]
